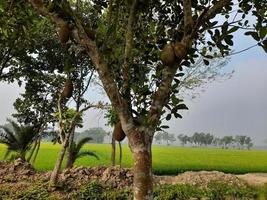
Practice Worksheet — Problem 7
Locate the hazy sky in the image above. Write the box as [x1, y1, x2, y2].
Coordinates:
[0, 28, 266, 145]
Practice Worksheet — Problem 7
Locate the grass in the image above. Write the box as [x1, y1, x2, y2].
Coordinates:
[1, 143, 267, 175]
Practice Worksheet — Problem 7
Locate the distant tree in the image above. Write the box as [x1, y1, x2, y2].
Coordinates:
[220, 136, 234, 149]
[66, 137, 99, 168]
[177, 134, 190, 146]
[77, 128, 108, 144]
[235, 135, 248, 149]
[203, 133, 214, 146]
[0, 119, 39, 161]
[154, 132, 163, 144]
[244, 136, 253, 150]
[191, 132, 202, 146]
[212, 137, 221, 147]
[160, 131, 176, 145]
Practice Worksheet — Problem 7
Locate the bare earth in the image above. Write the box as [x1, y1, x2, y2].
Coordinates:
[1, 159, 267, 188]
[155, 171, 267, 186]
[237, 173, 267, 186]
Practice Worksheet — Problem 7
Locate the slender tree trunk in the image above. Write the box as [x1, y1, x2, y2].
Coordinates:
[32, 138, 41, 164]
[128, 130, 153, 200]
[119, 141, 122, 168]
[49, 140, 69, 187]
[65, 128, 76, 169]
[111, 138, 116, 166]
[65, 154, 74, 169]
[27, 139, 38, 162]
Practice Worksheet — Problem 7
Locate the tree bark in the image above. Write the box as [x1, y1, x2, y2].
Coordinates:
[111, 138, 116, 166]
[128, 130, 153, 200]
[49, 140, 68, 187]
[65, 128, 76, 169]
[65, 153, 74, 169]
[118, 141, 122, 167]
[32, 138, 41, 164]
[27, 139, 38, 162]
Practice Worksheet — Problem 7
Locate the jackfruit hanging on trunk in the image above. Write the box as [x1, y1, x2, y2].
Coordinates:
[112, 122, 126, 142]
[62, 79, 73, 98]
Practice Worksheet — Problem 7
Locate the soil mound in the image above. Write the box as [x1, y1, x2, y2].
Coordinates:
[0, 159, 35, 183]
[0, 161, 262, 188]
[154, 171, 245, 187]
[61, 166, 133, 189]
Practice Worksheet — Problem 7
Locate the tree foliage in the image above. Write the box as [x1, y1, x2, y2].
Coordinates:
[0, 119, 39, 160]
[2, 0, 267, 198]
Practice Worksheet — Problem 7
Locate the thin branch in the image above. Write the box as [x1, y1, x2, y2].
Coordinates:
[122, 0, 138, 100]
[183, 0, 193, 35]
[81, 69, 94, 96]
[192, 0, 232, 37]
[227, 42, 260, 56]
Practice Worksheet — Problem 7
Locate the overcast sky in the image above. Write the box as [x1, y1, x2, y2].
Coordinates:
[0, 28, 266, 146]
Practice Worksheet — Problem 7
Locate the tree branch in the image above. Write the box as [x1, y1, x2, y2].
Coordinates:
[123, 0, 138, 101]
[27, 0, 135, 130]
[192, 0, 232, 36]
[183, 0, 193, 36]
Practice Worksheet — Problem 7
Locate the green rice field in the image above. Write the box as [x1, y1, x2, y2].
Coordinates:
[1, 143, 267, 175]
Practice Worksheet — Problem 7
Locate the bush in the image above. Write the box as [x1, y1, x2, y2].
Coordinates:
[0, 183, 54, 200]
[207, 181, 258, 200]
[153, 184, 207, 200]
[71, 182, 104, 200]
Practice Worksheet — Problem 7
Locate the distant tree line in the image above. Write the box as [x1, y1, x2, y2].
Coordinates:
[177, 132, 253, 150]
[154, 131, 176, 145]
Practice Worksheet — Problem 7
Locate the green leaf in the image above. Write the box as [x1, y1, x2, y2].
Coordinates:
[176, 104, 189, 110]
[160, 125, 169, 129]
[245, 31, 260, 41]
[174, 113, 182, 118]
[224, 36, 233, 46]
[259, 27, 267, 39]
[228, 26, 239, 34]
[203, 59, 209, 65]
[175, 73, 185, 77]
[166, 114, 171, 121]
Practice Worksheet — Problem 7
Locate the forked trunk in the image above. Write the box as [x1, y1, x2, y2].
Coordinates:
[128, 130, 153, 200]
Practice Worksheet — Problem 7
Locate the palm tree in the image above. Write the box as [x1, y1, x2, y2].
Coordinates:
[66, 137, 99, 168]
[0, 119, 39, 161]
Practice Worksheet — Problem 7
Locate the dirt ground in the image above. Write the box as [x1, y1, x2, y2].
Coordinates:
[1, 159, 267, 188]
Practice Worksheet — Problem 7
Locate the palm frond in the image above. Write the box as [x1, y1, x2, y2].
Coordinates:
[4, 149, 11, 160]
[0, 125, 17, 143]
[76, 151, 99, 160]
[7, 119, 21, 136]
[0, 120, 38, 160]
[76, 137, 93, 152]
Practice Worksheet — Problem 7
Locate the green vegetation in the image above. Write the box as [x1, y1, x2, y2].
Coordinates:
[1, 143, 267, 175]
[1, 181, 266, 200]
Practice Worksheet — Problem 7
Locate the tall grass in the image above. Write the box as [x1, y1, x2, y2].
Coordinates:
[1, 143, 267, 175]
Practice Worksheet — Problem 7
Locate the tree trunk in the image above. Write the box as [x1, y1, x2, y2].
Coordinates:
[128, 131, 153, 200]
[65, 153, 74, 169]
[118, 141, 122, 167]
[32, 138, 41, 164]
[66, 128, 75, 169]
[111, 138, 116, 166]
[49, 141, 68, 187]
[27, 139, 38, 162]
